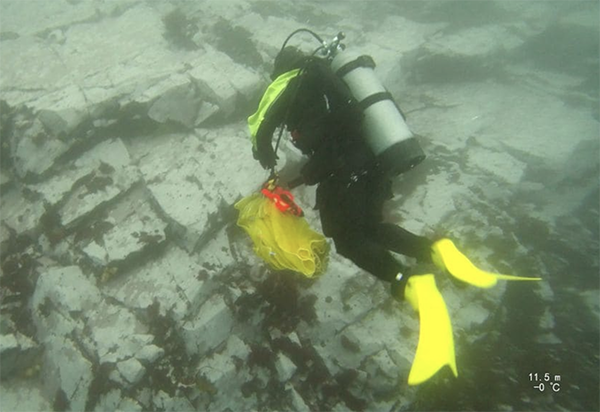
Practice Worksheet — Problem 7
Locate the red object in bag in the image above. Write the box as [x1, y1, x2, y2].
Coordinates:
[261, 184, 303, 217]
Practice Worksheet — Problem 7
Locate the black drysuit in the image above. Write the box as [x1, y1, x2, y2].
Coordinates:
[254, 58, 433, 284]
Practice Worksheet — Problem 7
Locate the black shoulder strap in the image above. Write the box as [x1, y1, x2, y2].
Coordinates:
[334, 55, 376, 78]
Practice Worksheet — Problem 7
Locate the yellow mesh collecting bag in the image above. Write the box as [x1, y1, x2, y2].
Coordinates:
[235, 192, 329, 277]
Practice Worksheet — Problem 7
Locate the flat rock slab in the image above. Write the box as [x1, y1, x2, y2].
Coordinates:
[0, 380, 52, 412]
[580, 290, 600, 325]
[30, 264, 163, 407]
[306, 256, 385, 342]
[315, 306, 411, 377]
[12, 116, 73, 179]
[425, 25, 524, 57]
[0, 186, 46, 239]
[181, 293, 235, 357]
[0, 0, 130, 38]
[78, 186, 167, 267]
[0, 224, 9, 251]
[395, 170, 475, 232]
[275, 352, 297, 381]
[188, 46, 262, 118]
[31, 266, 103, 340]
[88, 314, 154, 365]
[138, 124, 264, 251]
[151, 390, 194, 412]
[1, 4, 235, 183]
[197, 335, 255, 411]
[117, 357, 146, 385]
[94, 389, 144, 412]
[43, 335, 94, 411]
[0, 170, 11, 188]
[0, 3, 173, 107]
[21, 138, 141, 234]
[103, 244, 211, 322]
[1, 2, 261, 137]
[408, 81, 597, 166]
[31, 137, 131, 203]
[466, 147, 527, 184]
[147, 79, 205, 128]
[0, 331, 40, 380]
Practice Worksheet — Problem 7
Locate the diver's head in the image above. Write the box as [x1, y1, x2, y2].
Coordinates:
[271, 46, 307, 80]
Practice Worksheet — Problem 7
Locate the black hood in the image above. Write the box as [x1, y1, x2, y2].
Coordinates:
[271, 46, 307, 80]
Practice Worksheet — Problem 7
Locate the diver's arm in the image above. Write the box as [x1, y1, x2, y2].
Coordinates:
[254, 82, 297, 170]
[254, 119, 278, 169]
[299, 139, 343, 185]
[287, 149, 337, 187]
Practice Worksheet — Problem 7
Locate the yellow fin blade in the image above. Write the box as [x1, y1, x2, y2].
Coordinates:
[432, 239, 541, 288]
[494, 274, 542, 281]
[405, 274, 458, 385]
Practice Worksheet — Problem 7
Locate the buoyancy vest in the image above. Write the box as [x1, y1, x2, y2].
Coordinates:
[247, 68, 301, 148]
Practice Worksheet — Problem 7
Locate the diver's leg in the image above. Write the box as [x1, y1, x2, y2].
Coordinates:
[373, 223, 434, 263]
[359, 172, 433, 263]
[333, 231, 404, 283]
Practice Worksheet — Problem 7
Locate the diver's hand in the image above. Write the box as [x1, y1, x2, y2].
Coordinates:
[253, 147, 278, 170]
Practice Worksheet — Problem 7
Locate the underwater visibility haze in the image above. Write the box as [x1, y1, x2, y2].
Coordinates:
[0, 1, 598, 411]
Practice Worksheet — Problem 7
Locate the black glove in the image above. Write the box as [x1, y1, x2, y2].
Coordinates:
[253, 146, 277, 170]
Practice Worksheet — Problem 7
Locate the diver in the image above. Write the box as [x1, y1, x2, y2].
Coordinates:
[246, 30, 540, 385]
[249, 37, 435, 299]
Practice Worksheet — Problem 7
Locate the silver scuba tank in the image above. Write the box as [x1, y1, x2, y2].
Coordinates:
[330, 49, 425, 175]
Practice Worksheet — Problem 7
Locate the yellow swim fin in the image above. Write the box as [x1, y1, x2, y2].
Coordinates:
[404, 274, 458, 385]
[431, 238, 541, 288]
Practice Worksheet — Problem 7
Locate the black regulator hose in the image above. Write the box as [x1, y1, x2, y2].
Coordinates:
[270, 28, 331, 179]
[271, 29, 323, 172]
[278, 28, 324, 56]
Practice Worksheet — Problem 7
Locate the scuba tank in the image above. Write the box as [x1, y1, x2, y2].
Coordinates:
[326, 34, 425, 175]
[276, 30, 426, 176]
